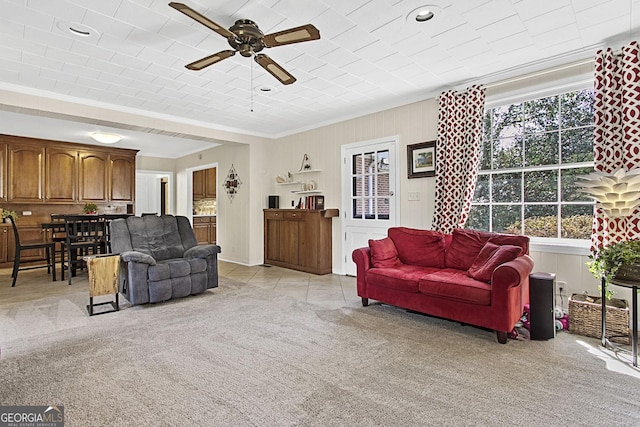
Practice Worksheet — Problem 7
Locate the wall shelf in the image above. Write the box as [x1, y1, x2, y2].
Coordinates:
[292, 190, 322, 194]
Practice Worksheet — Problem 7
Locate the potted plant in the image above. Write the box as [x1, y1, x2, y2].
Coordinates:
[588, 239, 640, 297]
[82, 202, 98, 214]
[1, 209, 18, 223]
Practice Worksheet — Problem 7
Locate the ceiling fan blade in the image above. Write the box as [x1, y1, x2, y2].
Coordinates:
[254, 54, 296, 85]
[169, 2, 234, 39]
[262, 24, 320, 48]
[186, 50, 235, 70]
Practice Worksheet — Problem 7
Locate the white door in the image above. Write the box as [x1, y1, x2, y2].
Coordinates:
[342, 137, 399, 275]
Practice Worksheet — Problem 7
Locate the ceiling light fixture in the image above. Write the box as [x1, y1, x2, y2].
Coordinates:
[56, 21, 100, 40]
[406, 5, 442, 25]
[90, 132, 122, 144]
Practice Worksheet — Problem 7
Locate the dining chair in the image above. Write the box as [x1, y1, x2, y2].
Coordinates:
[60, 215, 106, 285]
[10, 219, 56, 287]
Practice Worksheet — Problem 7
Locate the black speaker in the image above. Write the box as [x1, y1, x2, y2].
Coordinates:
[529, 272, 556, 340]
[268, 195, 279, 209]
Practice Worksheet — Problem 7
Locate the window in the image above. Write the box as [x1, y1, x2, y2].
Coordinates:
[351, 150, 390, 220]
[467, 88, 595, 240]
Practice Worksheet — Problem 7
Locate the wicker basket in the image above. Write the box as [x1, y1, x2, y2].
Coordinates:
[568, 294, 630, 344]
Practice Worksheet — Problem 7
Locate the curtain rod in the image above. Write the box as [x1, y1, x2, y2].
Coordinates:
[484, 58, 594, 89]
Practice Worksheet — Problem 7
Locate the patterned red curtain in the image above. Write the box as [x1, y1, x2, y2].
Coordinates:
[432, 85, 486, 234]
[592, 41, 640, 249]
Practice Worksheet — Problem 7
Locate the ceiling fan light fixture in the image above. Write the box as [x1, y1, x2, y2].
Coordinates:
[90, 132, 122, 144]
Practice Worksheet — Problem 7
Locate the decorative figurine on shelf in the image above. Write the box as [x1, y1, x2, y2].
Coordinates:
[299, 154, 312, 171]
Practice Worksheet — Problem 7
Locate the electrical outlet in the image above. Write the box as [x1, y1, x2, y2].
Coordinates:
[557, 280, 567, 295]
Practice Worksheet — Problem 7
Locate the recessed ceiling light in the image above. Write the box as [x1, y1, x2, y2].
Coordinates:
[56, 21, 100, 40]
[415, 10, 435, 22]
[255, 85, 276, 94]
[90, 132, 122, 144]
[406, 5, 442, 25]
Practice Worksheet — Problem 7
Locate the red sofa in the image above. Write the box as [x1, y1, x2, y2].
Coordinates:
[352, 227, 534, 343]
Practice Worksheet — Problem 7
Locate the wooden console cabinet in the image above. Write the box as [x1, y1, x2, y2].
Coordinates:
[263, 209, 337, 275]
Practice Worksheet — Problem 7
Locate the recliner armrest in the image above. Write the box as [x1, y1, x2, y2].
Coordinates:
[120, 250, 156, 265]
[184, 244, 221, 259]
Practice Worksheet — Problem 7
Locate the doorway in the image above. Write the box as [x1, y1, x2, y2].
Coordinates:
[341, 137, 399, 275]
[135, 171, 173, 215]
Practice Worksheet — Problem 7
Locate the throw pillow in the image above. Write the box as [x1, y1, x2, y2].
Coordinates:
[467, 243, 521, 283]
[445, 229, 492, 270]
[369, 237, 402, 268]
[388, 227, 445, 267]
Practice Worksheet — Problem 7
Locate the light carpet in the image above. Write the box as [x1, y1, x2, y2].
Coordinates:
[1, 277, 639, 426]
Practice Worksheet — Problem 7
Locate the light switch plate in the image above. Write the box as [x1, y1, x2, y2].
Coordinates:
[408, 192, 420, 201]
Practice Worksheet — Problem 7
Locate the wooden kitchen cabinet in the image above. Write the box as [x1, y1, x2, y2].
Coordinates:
[263, 209, 337, 275]
[193, 216, 217, 244]
[78, 151, 108, 202]
[7, 142, 44, 203]
[109, 154, 135, 202]
[45, 147, 77, 202]
[193, 169, 205, 201]
[193, 167, 216, 201]
[205, 168, 216, 198]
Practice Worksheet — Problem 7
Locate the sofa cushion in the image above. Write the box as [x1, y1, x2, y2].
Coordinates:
[487, 234, 529, 256]
[419, 269, 492, 305]
[366, 265, 440, 293]
[467, 243, 521, 283]
[148, 258, 194, 282]
[388, 227, 445, 268]
[444, 229, 492, 270]
[368, 237, 401, 268]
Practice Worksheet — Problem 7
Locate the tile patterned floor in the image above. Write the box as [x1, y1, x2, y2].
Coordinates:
[0, 261, 361, 309]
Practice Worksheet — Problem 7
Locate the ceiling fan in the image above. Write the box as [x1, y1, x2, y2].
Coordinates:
[169, 2, 320, 85]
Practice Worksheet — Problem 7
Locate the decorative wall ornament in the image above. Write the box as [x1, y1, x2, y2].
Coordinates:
[224, 164, 242, 203]
[299, 154, 312, 171]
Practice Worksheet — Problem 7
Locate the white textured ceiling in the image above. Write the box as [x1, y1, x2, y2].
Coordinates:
[1, 0, 639, 157]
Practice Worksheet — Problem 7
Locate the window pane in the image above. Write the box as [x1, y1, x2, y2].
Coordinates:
[492, 172, 521, 202]
[467, 205, 489, 231]
[352, 176, 362, 197]
[378, 198, 390, 219]
[524, 132, 559, 166]
[480, 137, 491, 170]
[363, 152, 375, 172]
[524, 205, 558, 237]
[493, 136, 523, 169]
[352, 199, 362, 219]
[493, 205, 521, 234]
[483, 110, 492, 141]
[377, 150, 389, 172]
[524, 95, 559, 133]
[561, 205, 594, 239]
[492, 104, 523, 140]
[473, 174, 490, 202]
[352, 154, 363, 175]
[561, 167, 594, 202]
[364, 174, 376, 197]
[561, 127, 594, 163]
[560, 89, 595, 128]
[377, 173, 389, 198]
[524, 170, 557, 202]
[363, 198, 375, 219]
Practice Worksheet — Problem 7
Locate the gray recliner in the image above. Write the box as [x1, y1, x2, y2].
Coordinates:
[110, 215, 221, 305]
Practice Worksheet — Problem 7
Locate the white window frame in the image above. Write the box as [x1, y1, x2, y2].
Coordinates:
[478, 80, 595, 255]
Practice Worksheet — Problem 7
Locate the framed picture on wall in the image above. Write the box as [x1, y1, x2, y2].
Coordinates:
[407, 141, 436, 178]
